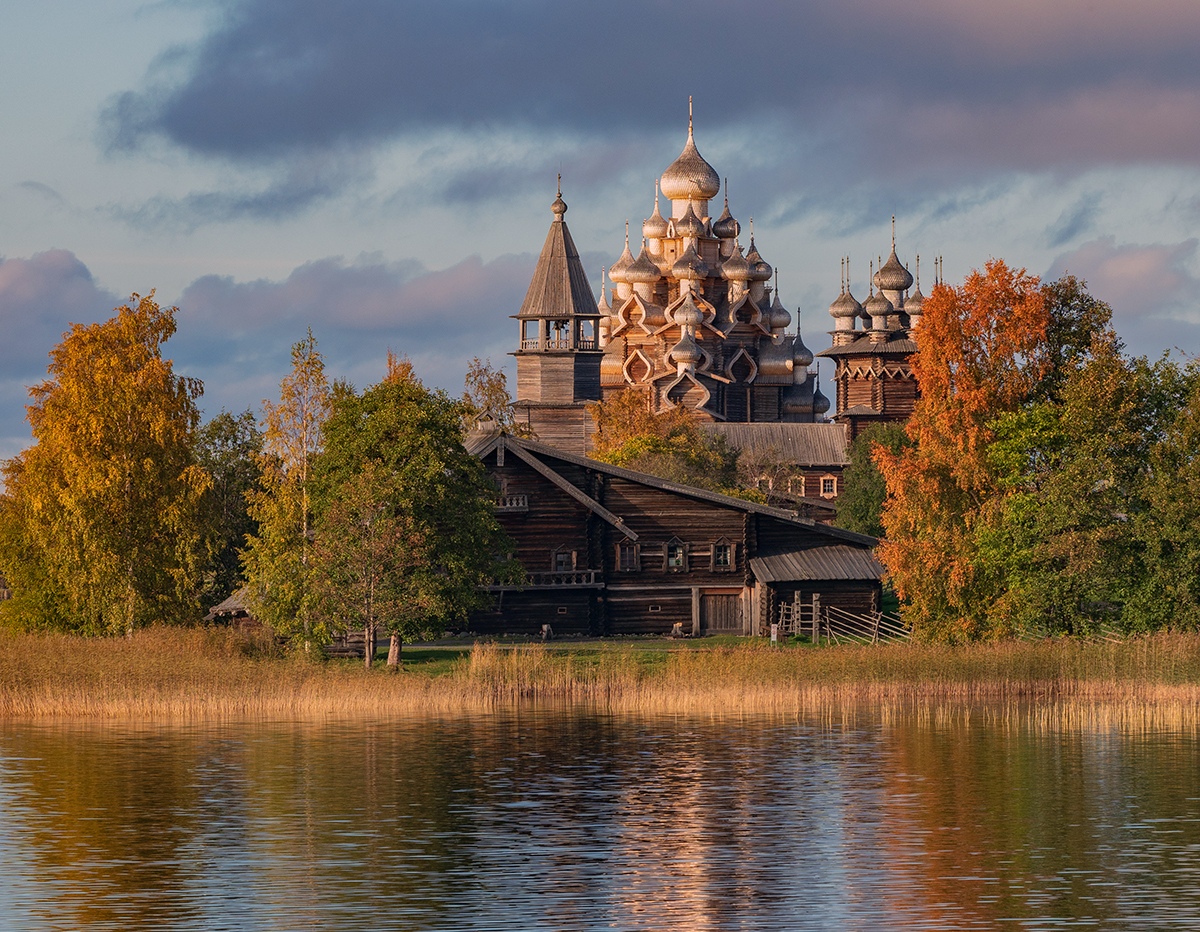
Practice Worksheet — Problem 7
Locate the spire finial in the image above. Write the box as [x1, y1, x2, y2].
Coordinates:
[869, 259, 875, 296]
[654, 179, 660, 208]
[624, 220, 630, 247]
[891, 215, 896, 251]
[915, 254, 921, 290]
[688, 96, 694, 137]
[723, 177, 729, 209]
[557, 173, 562, 198]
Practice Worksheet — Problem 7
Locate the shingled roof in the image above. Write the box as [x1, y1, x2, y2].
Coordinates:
[516, 194, 600, 320]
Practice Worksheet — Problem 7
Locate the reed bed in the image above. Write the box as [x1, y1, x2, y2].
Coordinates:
[1, 627, 1199, 722]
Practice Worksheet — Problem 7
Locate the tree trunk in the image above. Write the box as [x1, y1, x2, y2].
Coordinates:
[387, 633, 402, 670]
[364, 624, 376, 669]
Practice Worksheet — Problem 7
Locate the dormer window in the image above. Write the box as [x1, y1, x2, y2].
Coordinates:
[665, 538, 687, 572]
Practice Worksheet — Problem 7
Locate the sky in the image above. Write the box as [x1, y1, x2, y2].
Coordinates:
[2, 0, 1200, 462]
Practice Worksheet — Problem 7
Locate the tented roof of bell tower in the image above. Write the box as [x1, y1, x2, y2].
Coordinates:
[517, 187, 600, 320]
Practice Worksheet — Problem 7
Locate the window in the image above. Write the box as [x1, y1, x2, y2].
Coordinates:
[553, 549, 575, 572]
[617, 542, 639, 572]
[820, 476, 837, 498]
[713, 540, 734, 571]
[789, 476, 806, 497]
[665, 538, 687, 572]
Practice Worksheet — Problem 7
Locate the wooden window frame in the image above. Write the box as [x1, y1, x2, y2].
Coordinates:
[711, 539, 736, 572]
[552, 548, 576, 572]
[616, 541, 640, 573]
[664, 537, 688, 573]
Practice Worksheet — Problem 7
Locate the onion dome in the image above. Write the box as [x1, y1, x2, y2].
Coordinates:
[608, 222, 635, 283]
[829, 289, 861, 320]
[864, 287, 893, 321]
[642, 183, 669, 240]
[745, 235, 772, 282]
[813, 380, 831, 416]
[712, 185, 740, 240]
[672, 241, 709, 281]
[597, 267, 611, 315]
[876, 248, 913, 292]
[720, 242, 752, 282]
[905, 284, 925, 316]
[906, 255, 926, 316]
[673, 293, 705, 329]
[669, 330, 703, 368]
[625, 239, 662, 284]
[675, 201, 706, 239]
[793, 328, 814, 368]
[770, 289, 792, 331]
[660, 104, 721, 203]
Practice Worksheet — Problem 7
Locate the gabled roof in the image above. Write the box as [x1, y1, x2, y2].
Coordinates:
[474, 434, 877, 549]
[516, 206, 600, 321]
[703, 422, 849, 466]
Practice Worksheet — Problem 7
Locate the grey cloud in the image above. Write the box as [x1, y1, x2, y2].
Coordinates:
[109, 149, 373, 228]
[103, 0, 1200, 190]
[1046, 236, 1200, 360]
[1046, 194, 1101, 248]
[170, 251, 536, 420]
[0, 251, 122, 459]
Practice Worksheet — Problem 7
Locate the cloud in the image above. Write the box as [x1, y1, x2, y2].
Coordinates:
[103, 0, 1200, 185]
[0, 251, 122, 459]
[1046, 236, 1200, 359]
[110, 148, 374, 228]
[169, 250, 539, 420]
[0, 247, 549, 460]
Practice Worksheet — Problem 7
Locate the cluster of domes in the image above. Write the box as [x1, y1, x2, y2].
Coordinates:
[826, 219, 933, 345]
[592, 100, 825, 423]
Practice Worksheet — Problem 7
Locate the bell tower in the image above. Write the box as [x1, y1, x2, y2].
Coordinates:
[511, 180, 603, 450]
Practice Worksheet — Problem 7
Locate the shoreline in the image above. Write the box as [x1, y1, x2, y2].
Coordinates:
[2, 628, 1199, 722]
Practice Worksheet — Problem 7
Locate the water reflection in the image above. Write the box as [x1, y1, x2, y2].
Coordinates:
[1, 708, 1198, 930]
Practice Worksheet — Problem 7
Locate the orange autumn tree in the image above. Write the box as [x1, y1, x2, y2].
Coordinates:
[876, 260, 1050, 641]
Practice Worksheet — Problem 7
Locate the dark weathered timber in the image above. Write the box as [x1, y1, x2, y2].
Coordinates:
[469, 436, 882, 637]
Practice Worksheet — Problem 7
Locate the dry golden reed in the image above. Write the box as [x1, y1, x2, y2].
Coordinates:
[1, 627, 1199, 722]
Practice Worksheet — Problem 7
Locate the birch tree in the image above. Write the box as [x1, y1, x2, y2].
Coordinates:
[241, 330, 330, 643]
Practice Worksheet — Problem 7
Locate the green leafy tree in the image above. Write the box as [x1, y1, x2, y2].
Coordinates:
[588, 390, 740, 493]
[0, 292, 207, 634]
[980, 338, 1171, 634]
[835, 423, 910, 538]
[1125, 362, 1200, 629]
[196, 410, 262, 607]
[462, 356, 533, 437]
[241, 330, 331, 644]
[310, 362, 518, 664]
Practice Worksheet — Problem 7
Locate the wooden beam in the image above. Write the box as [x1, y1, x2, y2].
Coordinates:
[504, 440, 638, 541]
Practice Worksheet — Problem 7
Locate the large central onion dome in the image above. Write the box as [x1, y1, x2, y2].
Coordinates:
[875, 248, 914, 293]
[660, 106, 721, 203]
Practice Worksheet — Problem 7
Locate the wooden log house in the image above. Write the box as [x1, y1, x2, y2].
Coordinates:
[469, 434, 883, 637]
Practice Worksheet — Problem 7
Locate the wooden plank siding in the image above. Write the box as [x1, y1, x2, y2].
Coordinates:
[469, 437, 882, 637]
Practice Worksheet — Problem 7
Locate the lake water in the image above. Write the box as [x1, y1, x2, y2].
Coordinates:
[1, 707, 1198, 931]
